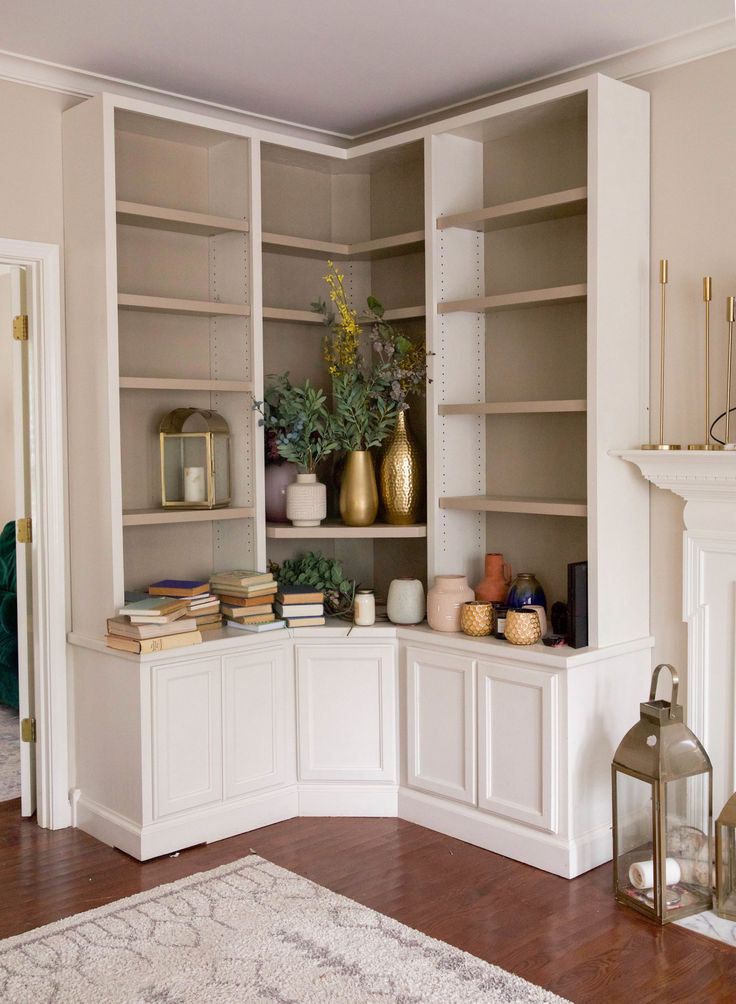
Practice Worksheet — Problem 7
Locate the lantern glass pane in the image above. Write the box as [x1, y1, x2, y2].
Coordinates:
[213, 434, 231, 504]
[163, 435, 207, 504]
[663, 775, 712, 918]
[614, 770, 655, 908]
[718, 821, 736, 918]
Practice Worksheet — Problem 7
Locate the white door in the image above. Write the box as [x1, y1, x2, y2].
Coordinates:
[8, 266, 35, 817]
[477, 659, 558, 833]
[406, 645, 476, 804]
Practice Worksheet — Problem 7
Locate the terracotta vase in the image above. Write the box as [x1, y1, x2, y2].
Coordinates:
[339, 451, 378, 527]
[427, 574, 475, 633]
[379, 410, 423, 525]
[474, 553, 512, 603]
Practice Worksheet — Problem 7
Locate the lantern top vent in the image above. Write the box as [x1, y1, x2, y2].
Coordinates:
[159, 408, 229, 435]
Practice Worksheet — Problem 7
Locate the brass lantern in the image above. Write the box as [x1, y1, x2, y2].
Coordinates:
[716, 791, 736, 920]
[159, 408, 231, 509]
[611, 663, 713, 924]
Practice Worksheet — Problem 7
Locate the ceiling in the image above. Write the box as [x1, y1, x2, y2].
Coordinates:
[2, 0, 733, 136]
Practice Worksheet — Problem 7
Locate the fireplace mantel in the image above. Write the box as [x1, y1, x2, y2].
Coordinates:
[613, 448, 736, 813]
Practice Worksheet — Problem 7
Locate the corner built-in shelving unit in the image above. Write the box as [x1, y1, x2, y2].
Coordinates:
[428, 77, 650, 650]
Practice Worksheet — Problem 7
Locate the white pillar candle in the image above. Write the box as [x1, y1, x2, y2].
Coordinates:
[184, 466, 206, 503]
[629, 857, 681, 890]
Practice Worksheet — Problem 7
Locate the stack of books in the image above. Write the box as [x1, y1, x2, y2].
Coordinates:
[274, 585, 325, 627]
[210, 570, 284, 633]
[106, 595, 202, 653]
[149, 579, 223, 633]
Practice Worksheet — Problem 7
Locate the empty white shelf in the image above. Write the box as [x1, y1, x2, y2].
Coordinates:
[118, 293, 250, 317]
[119, 377, 253, 392]
[440, 496, 588, 517]
[438, 284, 587, 315]
[437, 187, 587, 233]
[116, 201, 249, 236]
[123, 507, 256, 526]
[262, 229, 424, 261]
[266, 521, 427, 539]
[439, 400, 587, 416]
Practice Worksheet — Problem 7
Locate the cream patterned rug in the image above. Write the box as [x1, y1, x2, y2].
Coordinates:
[0, 703, 20, 803]
[0, 855, 568, 1003]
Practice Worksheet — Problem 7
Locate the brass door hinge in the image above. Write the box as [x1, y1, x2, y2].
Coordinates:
[20, 717, 36, 743]
[12, 315, 28, 341]
[16, 517, 32, 544]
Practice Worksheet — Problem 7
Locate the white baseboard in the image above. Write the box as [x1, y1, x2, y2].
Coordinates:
[398, 787, 612, 879]
[298, 784, 398, 817]
[77, 786, 300, 860]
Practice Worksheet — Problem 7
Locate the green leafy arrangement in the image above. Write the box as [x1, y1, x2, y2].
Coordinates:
[271, 551, 356, 616]
[330, 371, 397, 452]
[253, 375, 337, 473]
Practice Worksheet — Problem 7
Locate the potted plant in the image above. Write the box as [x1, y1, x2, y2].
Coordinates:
[254, 376, 336, 527]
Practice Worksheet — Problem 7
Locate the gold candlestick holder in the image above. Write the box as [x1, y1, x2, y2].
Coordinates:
[724, 296, 736, 450]
[689, 276, 722, 450]
[643, 258, 680, 450]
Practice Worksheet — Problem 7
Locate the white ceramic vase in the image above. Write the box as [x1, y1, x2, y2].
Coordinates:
[286, 472, 326, 527]
[386, 577, 426, 624]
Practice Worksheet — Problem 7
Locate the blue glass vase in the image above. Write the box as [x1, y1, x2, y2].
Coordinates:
[506, 572, 546, 611]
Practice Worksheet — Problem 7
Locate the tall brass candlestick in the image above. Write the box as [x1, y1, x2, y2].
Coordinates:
[689, 276, 722, 450]
[643, 258, 680, 449]
[726, 296, 735, 447]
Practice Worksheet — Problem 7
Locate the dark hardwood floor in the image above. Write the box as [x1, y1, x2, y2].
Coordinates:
[1, 798, 734, 1003]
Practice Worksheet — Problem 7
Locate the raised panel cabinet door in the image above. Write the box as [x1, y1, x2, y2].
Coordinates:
[296, 644, 396, 782]
[152, 657, 223, 819]
[406, 645, 476, 804]
[477, 659, 558, 832]
[223, 645, 291, 799]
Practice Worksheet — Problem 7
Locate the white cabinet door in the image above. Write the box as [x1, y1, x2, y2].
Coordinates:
[406, 646, 476, 804]
[296, 644, 396, 782]
[477, 659, 558, 832]
[152, 657, 222, 818]
[223, 645, 292, 799]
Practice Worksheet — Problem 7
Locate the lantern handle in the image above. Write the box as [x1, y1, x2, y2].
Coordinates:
[649, 663, 680, 720]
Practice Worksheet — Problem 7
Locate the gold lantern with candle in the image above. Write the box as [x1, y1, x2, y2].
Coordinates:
[611, 663, 713, 924]
[715, 791, 736, 920]
[159, 408, 231, 509]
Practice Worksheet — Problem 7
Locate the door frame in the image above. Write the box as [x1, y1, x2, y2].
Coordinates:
[1, 237, 69, 829]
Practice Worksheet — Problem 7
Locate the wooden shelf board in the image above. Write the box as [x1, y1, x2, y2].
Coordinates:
[118, 293, 250, 317]
[438, 284, 586, 315]
[119, 377, 253, 392]
[266, 520, 428, 539]
[439, 399, 587, 416]
[437, 187, 587, 233]
[263, 305, 425, 326]
[261, 230, 424, 261]
[123, 506, 256, 526]
[440, 496, 587, 517]
[116, 201, 249, 236]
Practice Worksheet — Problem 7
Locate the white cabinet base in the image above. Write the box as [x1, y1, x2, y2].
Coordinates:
[398, 787, 612, 880]
[299, 784, 398, 817]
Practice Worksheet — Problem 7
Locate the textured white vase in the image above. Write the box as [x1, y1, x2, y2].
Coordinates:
[286, 472, 326, 527]
[386, 577, 426, 624]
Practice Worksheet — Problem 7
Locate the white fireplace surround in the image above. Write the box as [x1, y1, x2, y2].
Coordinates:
[615, 450, 736, 815]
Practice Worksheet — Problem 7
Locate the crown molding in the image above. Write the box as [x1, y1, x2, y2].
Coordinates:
[0, 15, 734, 146]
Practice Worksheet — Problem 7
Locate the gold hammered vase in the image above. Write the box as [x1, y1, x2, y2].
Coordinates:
[339, 450, 378, 527]
[460, 601, 494, 637]
[379, 409, 424, 525]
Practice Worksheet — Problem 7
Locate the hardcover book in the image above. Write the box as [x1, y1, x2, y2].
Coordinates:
[274, 602, 324, 618]
[215, 592, 277, 607]
[210, 570, 274, 587]
[148, 579, 209, 597]
[105, 630, 202, 654]
[276, 586, 324, 604]
[119, 596, 188, 617]
[106, 615, 197, 640]
[226, 620, 286, 634]
[283, 615, 326, 628]
[224, 612, 276, 625]
[220, 603, 273, 618]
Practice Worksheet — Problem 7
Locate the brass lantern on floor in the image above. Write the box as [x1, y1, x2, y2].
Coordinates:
[611, 663, 713, 924]
[159, 408, 231, 509]
[716, 791, 736, 920]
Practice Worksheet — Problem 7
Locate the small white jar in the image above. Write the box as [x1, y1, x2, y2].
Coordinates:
[386, 577, 425, 624]
[354, 588, 376, 626]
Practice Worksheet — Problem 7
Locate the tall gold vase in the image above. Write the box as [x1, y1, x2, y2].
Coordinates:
[380, 409, 423, 525]
[339, 450, 378, 527]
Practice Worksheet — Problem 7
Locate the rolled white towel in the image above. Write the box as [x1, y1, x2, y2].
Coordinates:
[629, 857, 681, 890]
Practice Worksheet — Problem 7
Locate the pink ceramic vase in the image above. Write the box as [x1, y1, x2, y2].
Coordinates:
[427, 574, 475, 632]
[474, 553, 512, 603]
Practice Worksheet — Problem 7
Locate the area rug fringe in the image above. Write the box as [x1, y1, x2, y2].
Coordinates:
[0, 854, 570, 1003]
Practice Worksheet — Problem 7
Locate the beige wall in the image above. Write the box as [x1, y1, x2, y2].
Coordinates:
[635, 49, 736, 696]
[0, 52, 733, 701]
[0, 268, 14, 529]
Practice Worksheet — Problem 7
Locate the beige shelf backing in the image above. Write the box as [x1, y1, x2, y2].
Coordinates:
[439, 496, 587, 517]
[438, 284, 587, 315]
[119, 377, 253, 393]
[116, 201, 250, 236]
[261, 229, 424, 261]
[266, 521, 428, 539]
[439, 400, 587, 416]
[122, 507, 256, 526]
[118, 293, 250, 317]
[437, 187, 587, 233]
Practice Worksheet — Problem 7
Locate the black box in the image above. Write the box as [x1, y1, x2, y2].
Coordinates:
[567, 560, 588, 649]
